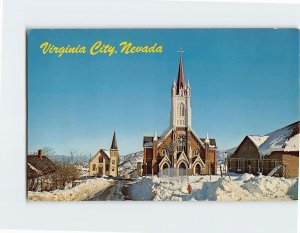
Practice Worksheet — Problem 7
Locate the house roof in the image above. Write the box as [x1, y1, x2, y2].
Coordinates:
[247, 135, 269, 148]
[232, 121, 299, 157]
[259, 121, 299, 156]
[27, 155, 56, 179]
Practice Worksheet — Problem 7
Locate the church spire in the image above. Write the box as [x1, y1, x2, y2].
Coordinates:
[205, 133, 210, 144]
[176, 49, 185, 94]
[111, 131, 118, 150]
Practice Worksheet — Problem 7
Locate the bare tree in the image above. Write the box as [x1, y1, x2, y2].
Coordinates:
[50, 162, 81, 190]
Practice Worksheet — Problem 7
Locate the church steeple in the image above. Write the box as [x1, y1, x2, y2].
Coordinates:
[110, 131, 118, 150]
[170, 51, 192, 128]
[176, 52, 185, 94]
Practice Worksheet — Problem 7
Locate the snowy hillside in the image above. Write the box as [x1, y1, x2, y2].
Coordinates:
[118, 151, 143, 176]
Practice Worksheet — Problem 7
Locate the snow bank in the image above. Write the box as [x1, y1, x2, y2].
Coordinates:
[27, 178, 114, 201]
[130, 174, 298, 201]
[242, 175, 298, 199]
[130, 177, 153, 200]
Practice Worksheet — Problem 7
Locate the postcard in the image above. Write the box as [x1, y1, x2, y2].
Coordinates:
[26, 29, 299, 201]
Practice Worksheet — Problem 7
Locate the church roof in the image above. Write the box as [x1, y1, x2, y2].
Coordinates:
[101, 149, 111, 159]
[200, 138, 217, 147]
[143, 136, 162, 147]
[176, 56, 185, 94]
[111, 131, 118, 150]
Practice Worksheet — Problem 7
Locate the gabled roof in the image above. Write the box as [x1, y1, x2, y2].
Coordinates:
[247, 135, 268, 148]
[189, 129, 205, 148]
[90, 149, 111, 163]
[157, 128, 173, 146]
[192, 155, 205, 168]
[232, 121, 299, 157]
[159, 154, 171, 167]
[101, 149, 111, 159]
[27, 155, 56, 178]
[177, 151, 189, 164]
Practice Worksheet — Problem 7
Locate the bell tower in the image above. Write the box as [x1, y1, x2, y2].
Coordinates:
[170, 50, 192, 129]
[109, 131, 119, 177]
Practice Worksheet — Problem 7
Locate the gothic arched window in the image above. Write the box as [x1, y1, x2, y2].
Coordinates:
[177, 103, 185, 117]
[194, 149, 199, 156]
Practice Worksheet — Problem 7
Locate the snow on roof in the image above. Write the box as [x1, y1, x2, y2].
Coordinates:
[259, 121, 299, 156]
[189, 129, 205, 148]
[285, 134, 299, 152]
[248, 135, 269, 148]
[102, 149, 110, 158]
[144, 142, 153, 147]
[157, 128, 173, 146]
[227, 121, 299, 157]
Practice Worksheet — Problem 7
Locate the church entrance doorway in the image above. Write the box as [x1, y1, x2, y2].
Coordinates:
[162, 163, 169, 176]
[178, 162, 188, 176]
[98, 166, 103, 176]
[195, 164, 201, 175]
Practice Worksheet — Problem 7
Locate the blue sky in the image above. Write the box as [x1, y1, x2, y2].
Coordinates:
[27, 29, 299, 156]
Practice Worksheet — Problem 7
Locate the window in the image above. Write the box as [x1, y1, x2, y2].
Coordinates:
[99, 156, 103, 163]
[92, 164, 96, 171]
[177, 103, 185, 117]
[112, 160, 115, 165]
[106, 164, 109, 171]
[194, 149, 199, 156]
[112, 166, 115, 172]
[177, 135, 186, 152]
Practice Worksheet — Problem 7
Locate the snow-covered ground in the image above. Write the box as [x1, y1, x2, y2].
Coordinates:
[130, 174, 298, 201]
[28, 178, 114, 201]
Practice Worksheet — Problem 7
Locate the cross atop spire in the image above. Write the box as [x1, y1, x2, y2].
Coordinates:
[177, 48, 185, 59]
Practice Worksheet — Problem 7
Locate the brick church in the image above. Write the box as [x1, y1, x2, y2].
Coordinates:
[143, 53, 217, 176]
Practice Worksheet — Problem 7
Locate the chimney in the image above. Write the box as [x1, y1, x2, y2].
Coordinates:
[38, 149, 43, 159]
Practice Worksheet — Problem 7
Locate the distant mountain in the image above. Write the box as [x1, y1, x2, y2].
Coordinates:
[47, 154, 90, 164]
[217, 147, 237, 161]
[118, 151, 143, 176]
